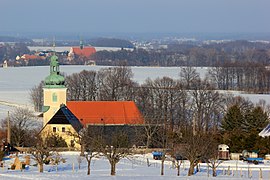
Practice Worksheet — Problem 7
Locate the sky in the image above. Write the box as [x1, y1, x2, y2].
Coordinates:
[0, 0, 269, 35]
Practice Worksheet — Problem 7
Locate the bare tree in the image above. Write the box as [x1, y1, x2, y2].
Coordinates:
[143, 117, 161, 148]
[156, 125, 170, 176]
[190, 80, 225, 134]
[30, 136, 51, 173]
[206, 156, 223, 177]
[66, 70, 98, 101]
[97, 66, 136, 101]
[80, 128, 101, 175]
[180, 132, 213, 176]
[8, 107, 41, 147]
[29, 81, 44, 112]
[179, 66, 199, 89]
[140, 77, 179, 131]
[204, 135, 222, 177]
[84, 126, 133, 176]
[102, 130, 131, 176]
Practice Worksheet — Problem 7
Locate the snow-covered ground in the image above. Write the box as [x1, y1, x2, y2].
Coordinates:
[0, 152, 269, 180]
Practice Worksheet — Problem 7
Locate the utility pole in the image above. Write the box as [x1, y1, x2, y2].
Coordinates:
[7, 111, 11, 144]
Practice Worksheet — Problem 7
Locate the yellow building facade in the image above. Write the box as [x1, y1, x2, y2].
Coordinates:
[43, 88, 66, 125]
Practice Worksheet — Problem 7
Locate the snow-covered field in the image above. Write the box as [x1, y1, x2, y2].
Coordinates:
[1, 152, 270, 180]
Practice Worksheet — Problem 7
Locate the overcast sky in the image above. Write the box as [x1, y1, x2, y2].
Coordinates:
[0, 0, 269, 34]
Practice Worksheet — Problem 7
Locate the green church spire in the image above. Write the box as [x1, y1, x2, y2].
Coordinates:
[80, 40, 83, 49]
[44, 55, 65, 88]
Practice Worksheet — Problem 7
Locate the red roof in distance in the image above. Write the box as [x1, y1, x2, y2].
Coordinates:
[21, 54, 45, 60]
[71, 47, 96, 58]
[66, 101, 144, 126]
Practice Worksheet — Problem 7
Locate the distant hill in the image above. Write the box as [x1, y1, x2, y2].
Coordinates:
[0, 36, 33, 43]
[87, 38, 134, 48]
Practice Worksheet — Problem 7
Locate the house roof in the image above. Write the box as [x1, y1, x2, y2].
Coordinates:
[71, 47, 96, 58]
[259, 123, 270, 137]
[66, 101, 144, 126]
[46, 105, 83, 133]
[21, 54, 45, 60]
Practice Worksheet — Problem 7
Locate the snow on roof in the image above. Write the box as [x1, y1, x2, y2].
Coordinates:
[259, 123, 270, 137]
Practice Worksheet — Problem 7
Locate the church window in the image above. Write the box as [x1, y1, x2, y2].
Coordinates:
[62, 127, 65, 132]
[52, 93, 57, 102]
[53, 127, 56, 132]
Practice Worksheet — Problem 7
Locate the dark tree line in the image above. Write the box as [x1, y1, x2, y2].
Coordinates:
[91, 40, 270, 66]
[0, 43, 30, 63]
[87, 38, 134, 48]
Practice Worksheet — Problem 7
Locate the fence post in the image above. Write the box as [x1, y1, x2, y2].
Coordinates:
[72, 163, 74, 173]
[147, 158, 150, 167]
[240, 168, 242, 177]
[248, 168, 252, 178]
[223, 167, 225, 175]
[259, 168, 262, 180]
[228, 166, 230, 175]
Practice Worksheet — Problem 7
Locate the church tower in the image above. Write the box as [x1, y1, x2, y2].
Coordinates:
[43, 55, 66, 126]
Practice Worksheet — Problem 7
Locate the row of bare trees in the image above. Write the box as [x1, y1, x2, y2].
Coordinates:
[208, 61, 270, 93]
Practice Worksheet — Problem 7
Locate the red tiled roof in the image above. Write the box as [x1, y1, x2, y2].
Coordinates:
[21, 54, 44, 60]
[71, 47, 96, 58]
[66, 101, 144, 126]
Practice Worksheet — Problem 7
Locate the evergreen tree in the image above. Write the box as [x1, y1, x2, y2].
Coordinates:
[221, 104, 243, 132]
[243, 106, 268, 133]
[222, 105, 269, 154]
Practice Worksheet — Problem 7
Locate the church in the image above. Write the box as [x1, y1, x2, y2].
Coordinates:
[40, 55, 144, 149]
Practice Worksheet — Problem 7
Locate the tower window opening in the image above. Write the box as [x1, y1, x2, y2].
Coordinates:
[53, 127, 57, 132]
[52, 93, 57, 102]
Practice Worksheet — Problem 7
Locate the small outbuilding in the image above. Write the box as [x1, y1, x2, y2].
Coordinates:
[218, 144, 230, 160]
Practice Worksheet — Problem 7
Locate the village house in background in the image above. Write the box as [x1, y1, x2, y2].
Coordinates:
[67, 40, 96, 65]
